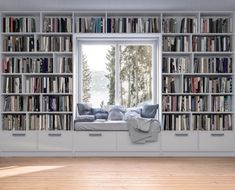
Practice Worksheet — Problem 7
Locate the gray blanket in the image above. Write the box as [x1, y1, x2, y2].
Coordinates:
[127, 117, 161, 144]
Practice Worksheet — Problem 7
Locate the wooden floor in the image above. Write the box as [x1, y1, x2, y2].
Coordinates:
[0, 157, 235, 190]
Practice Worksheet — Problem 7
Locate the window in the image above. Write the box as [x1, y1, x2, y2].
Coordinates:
[81, 44, 114, 107]
[76, 35, 160, 109]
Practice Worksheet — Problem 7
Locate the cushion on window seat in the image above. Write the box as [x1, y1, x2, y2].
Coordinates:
[74, 120, 128, 131]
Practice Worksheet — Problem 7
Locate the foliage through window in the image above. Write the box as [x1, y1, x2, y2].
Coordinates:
[81, 43, 152, 107]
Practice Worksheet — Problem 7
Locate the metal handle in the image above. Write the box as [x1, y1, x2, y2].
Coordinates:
[48, 133, 62, 137]
[175, 133, 188, 137]
[12, 133, 26, 137]
[89, 133, 102, 137]
[211, 133, 224, 137]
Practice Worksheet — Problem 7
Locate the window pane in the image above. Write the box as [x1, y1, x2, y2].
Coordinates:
[120, 45, 152, 107]
[81, 45, 115, 107]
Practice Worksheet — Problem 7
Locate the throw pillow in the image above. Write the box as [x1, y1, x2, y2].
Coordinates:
[124, 107, 142, 120]
[77, 103, 93, 115]
[108, 106, 125, 121]
[141, 104, 158, 118]
[92, 108, 108, 120]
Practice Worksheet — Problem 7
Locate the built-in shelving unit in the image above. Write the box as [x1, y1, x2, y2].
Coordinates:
[0, 11, 234, 155]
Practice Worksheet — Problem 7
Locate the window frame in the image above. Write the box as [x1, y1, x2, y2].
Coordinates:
[73, 34, 162, 120]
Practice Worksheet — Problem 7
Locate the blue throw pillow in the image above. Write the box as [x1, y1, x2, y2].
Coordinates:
[92, 108, 108, 120]
[141, 104, 158, 118]
[77, 103, 93, 115]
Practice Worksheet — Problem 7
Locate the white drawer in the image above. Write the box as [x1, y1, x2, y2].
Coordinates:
[116, 131, 160, 151]
[38, 132, 73, 151]
[199, 131, 234, 151]
[161, 131, 198, 151]
[74, 131, 116, 151]
[0, 131, 37, 151]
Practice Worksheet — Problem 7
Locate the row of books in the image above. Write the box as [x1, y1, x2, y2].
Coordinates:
[57, 57, 73, 73]
[162, 17, 197, 33]
[162, 95, 208, 112]
[3, 17, 36, 33]
[3, 95, 74, 112]
[162, 76, 181, 93]
[192, 114, 232, 130]
[162, 57, 191, 73]
[3, 96, 24, 112]
[2, 114, 26, 130]
[107, 17, 159, 33]
[211, 95, 232, 112]
[42, 95, 72, 112]
[4, 77, 21, 93]
[3, 36, 34, 52]
[194, 57, 232, 73]
[200, 17, 232, 33]
[163, 36, 190, 52]
[25, 76, 73, 93]
[76, 17, 105, 33]
[192, 36, 231, 52]
[29, 114, 72, 130]
[37, 36, 72, 52]
[43, 17, 72, 33]
[2, 57, 53, 73]
[162, 114, 190, 131]
[184, 77, 232, 93]
[3, 95, 41, 112]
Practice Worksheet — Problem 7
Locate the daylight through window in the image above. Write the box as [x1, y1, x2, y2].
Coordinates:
[81, 43, 153, 108]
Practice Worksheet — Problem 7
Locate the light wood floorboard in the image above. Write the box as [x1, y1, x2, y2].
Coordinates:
[0, 157, 235, 190]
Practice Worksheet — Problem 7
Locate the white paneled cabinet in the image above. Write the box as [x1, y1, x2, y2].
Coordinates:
[0, 132, 37, 151]
[161, 131, 198, 151]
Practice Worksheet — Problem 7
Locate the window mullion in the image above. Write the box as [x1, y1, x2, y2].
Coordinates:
[115, 43, 120, 105]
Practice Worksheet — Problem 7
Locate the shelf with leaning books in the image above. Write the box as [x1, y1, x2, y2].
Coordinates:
[42, 12, 73, 33]
[200, 13, 233, 34]
[162, 35, 191, 52]
[75, 12, 106, 33]
[162, 56, 192, 74]
[2, 12, 40, 33]
[162, 13, 198, 33]
[192, 35, 232, 52]
[192, 114, 232, 131]
[28, 113, 72, 131]
[107, 13, 161, 33]
[36, 34, 72, 52]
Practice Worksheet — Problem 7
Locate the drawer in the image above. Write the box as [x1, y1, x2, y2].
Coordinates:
[199, 131, 234, 151]
[74, 131, 116, 151]
[161, 131, 198, 151]
[0, 131, 37, 151]
[38, 132, 73, 151]
[117, 131, 160, 151]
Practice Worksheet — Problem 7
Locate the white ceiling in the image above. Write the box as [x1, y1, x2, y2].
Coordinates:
[0, 0, 234, 12]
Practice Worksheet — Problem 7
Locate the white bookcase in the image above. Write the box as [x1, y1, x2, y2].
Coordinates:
[0, 11, 234, 156]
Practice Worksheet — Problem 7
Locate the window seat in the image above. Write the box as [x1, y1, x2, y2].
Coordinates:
[74, 120, 128, 131]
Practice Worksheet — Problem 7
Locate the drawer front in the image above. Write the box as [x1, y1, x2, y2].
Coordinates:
[38, 132, 72, 151]
[199, 132, 234, 151]
[161, 132, 198, 151]
[74, 131, 116, 151]
[0, 132, 37, 151]
[116, 132, 160, 151]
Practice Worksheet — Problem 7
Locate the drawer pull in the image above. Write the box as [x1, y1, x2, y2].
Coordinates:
[175, 133, 188, 137]
[89, 133, 102, 137]
[12, 133, 26, 137]
[48, 133, 62, 137]
[211, 133, 224, 137]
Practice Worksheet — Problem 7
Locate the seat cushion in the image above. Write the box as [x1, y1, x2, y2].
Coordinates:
[74, 120, 128, 131]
